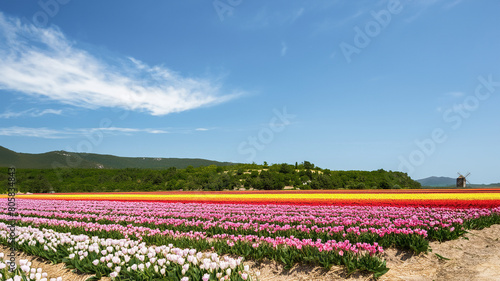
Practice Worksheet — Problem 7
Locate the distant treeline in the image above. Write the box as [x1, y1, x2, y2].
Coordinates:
[1, 162, 421, 193]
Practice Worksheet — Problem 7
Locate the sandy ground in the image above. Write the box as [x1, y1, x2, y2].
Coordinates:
[247, 224, 500, 281]
[1, 224, 499, 280]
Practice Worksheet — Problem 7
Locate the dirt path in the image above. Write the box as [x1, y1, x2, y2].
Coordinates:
[247, 224, 500, 281]
[381, 224, 500, 281]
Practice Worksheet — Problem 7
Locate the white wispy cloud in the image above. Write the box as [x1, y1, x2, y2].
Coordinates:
[281, 41, 288, 56]
[0, 126, 216, 138]
[436, 91, 466, 112]
[195, 128, 211, 131]
[446, 91, 465, 98]
[92, 127, 169, 134]
[443, 0, 463, 10]
[311, 8, 365, 36]
[0, 108, 62, 118]
[0, 126, 69, 139]
[289, 7, 305, 23]
[0, 126, 169, 138]
[244, 7, 305, 29]
[403, 0, 457, 23]
[0, 13, 239, 116]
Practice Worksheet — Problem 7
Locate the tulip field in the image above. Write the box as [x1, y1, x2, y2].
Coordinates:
[14, 189, 500, 208]
[1, 189, 500, 280]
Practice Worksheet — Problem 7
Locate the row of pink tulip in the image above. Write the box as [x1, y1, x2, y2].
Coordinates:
[0, 213, 384, 256]
[9, 200, 497, 233]
[7, 207, 430, 239]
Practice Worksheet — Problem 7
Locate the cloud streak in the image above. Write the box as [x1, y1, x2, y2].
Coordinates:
[0, 108, 62, 118]
[0, 13, 239, 116]
[445, 91, 465, 98]
[0, 126, 68, 139]
[281, 41, 288, 56]
[0, 126, 170, 138]
[243, 7, 305, 30]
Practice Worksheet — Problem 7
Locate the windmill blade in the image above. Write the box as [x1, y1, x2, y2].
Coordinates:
[465, 173, 472, 187]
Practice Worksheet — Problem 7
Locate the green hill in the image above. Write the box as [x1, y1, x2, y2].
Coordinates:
[417, 176, 456, 187]
[417, 176, 500, 188]
[0, 146, 236, 169]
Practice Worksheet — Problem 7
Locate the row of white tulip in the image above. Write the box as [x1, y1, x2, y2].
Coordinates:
[0, 223, 258, 281]
[0, 252, 63, 281]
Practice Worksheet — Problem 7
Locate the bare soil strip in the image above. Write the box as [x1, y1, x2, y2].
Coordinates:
[247, 224, 500, 281]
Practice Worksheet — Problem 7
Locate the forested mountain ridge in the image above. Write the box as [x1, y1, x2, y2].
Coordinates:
[0, 145, 236, 169]
[417, 176, 456, 187]
[417, 176, 500, 188]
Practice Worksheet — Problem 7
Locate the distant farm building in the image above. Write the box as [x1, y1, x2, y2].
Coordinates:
[456, 172, 470, 188]
[456, 175, 466, 188]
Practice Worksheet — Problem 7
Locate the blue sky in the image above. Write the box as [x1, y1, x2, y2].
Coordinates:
[0, 0, 499, 183]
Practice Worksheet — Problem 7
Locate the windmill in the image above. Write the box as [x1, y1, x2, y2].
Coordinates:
[456, 172, 471, 188]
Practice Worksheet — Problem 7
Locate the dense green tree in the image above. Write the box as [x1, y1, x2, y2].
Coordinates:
[4, 163, 420, 193]
[379, 180, 391, 189]
[279, 163, 294, 174]
[303, 161, 315, 170]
